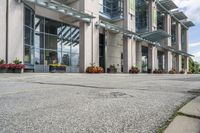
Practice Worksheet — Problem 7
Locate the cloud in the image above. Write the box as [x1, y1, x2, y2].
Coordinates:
[190, 42, 200, 47]
[173, 0, 200, 24]
[192, 51, 200, 63]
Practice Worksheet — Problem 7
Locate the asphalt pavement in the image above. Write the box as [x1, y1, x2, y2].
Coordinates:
[0, 73, 200, 133]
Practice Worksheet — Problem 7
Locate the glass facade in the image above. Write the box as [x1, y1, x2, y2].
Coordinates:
[157, 10, 165, 30]
[171, 19, 177, 44]
[24, 6, 80, 72]
[136, 0, 149, 33]
[99, 0, 124, 19]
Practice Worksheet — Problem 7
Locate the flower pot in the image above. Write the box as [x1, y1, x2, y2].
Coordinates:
[7, 69, 14, 73]
[49, 66, 66, 73]
[0, 69, 7, 73]
[14, 69, 22, 73]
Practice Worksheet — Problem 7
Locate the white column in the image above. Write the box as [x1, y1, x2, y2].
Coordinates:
[148, 46, 158, 72]
[148, 0, 158, 72]
[184, 30, 189, 72]
[8, 0, 24, 63]
[79, 0, 99, 72]
[0, 0, 6, 61]
[123, 0, 136, 73]
[176, 23, 182, 72]
[136, 42, 142, 71]
[164, 14, 173, 72]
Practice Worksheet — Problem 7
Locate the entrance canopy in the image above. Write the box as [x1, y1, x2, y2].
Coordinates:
[96, 21, 193, 57]
[172, 11, 188, 21]
[182, 21, 195, 28]
[158, 0, 178, 11]
[139, 30, 170, 42]
[21, 0, 95, 23]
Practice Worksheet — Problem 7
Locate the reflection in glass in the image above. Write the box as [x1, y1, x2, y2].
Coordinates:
[24, 45, 34, 64]
[35, 17, 44, 32]
[44, 50, 61, 65]
[45, 19, 62, 35]
[25, 27, 34, 45]
[45, 34, 62, 51]
[35, 32, 44, 49]
[62, 52, 70, 66]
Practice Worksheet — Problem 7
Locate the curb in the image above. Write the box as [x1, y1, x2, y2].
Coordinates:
[164, 96, 200, 133]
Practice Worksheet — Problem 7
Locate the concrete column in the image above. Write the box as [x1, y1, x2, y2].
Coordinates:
[184, 30, 189, 72]
[123, 0, 136, 73]
[148, 0, 157, 31]
[148, 0, 158, 72]
[184, 56, 189, 72]
[176, 23, 182, 72]
[7, 0, 24, 63]
[79, 0, 99, 72]
[136, 42, 142, 71]
[106, 32, 123, 72]
[0, 0, 6, 61]
[164, 14, 173, 72]
[148, 46, 158, 72]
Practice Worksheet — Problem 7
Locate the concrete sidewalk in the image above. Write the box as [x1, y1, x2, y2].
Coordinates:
[164, 96, 200, 133]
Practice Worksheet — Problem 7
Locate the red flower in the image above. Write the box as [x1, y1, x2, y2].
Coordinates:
[15, 64, 25, 69]
[0, 64, 10, 69]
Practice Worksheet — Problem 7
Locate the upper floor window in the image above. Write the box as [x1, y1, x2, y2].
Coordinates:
[99, 0, 124, 20]
[136, 0, 149, 33]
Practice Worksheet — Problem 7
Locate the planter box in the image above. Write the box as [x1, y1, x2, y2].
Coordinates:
[49, 66, 66, 73]
[14, 69, 23, 73]
[107, 68, 117, 73]
[0, 69, 7, 73]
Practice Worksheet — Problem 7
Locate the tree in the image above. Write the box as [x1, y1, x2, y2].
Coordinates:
[189, 57, 200, 74]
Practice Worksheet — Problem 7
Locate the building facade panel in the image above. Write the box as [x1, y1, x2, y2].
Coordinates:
[0, 0, 7, 61]
[0, 0, 194, 73]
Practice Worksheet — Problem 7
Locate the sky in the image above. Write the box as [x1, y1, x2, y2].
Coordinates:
[173, 0, 200, 63]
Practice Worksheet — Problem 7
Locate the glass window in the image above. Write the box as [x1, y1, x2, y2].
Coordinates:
[34, 49, 44, 64]
[35, 32, 44, 49]
[71, 53, 79, 66]
[44, 50, 61, 65]
[25, 27, 34, 45]
[25, 7, 34, 28]
[24, 45, 34, 64]
[62, 52, 70, 66]
[35, 16, 44, 32]
[45, 34, 62, 51]
[136, 0, 149, 33]
[45, 19, 62, 35]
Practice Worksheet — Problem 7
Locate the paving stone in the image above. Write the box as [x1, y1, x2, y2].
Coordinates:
[164, 116, 200, 133]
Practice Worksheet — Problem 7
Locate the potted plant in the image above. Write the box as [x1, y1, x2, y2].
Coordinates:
[180, 69, 185, 74]
[129, 66, 140, 74]
[153, 69, 164, 74]
[11, 59, 25, 73]
[0, 59, 6, 73]
[49, 64, 66, 73]
[107, 65, 117, 73]
[86, 63, 104, 73]
[169, 68, 176, 74]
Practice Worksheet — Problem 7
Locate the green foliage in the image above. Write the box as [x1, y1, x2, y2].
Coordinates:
[189, 57, 200, 74]
[0, 59, 5, 64]
[13, 58, 22, 65]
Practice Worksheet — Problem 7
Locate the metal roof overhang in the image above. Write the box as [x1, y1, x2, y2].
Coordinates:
[96, 21, 193, 57]
[158, 0, 178, 11]
[172, 11, 188, 20]
[21, 0, 95, 23]
[155, 0, 189, 29]
[182, 21, 195, 27]
[140, 30, 170, 42]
